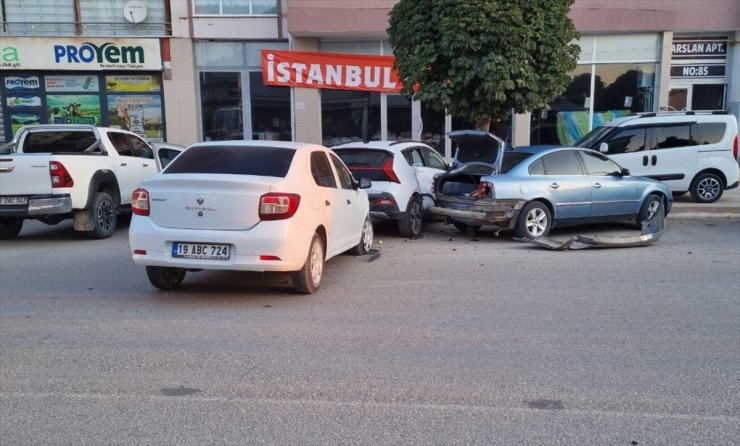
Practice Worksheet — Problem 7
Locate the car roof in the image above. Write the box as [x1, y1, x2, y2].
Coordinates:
[331, 140, 430, 152]
[188, 140, 320, 151]
[600, 112, 735, 128]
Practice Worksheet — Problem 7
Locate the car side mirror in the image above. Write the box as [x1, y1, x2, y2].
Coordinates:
[599, 142, 608, 153]
[621, 167, 630, 176]
[358, 177, 371, 189]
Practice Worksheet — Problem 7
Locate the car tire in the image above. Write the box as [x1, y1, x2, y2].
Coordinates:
[637, 194, 663, 225]
[453, 222, 480, 236]
[146, 266, 186, 290]
[398, 196, 423, 238]
[689, 172, 724, 203]
[515, 201, 551, 239]
[0, 218, 23, 239]
[350, 216, 374, 255]
[86, 192, 117, 239]
[292, 233, 324, 294]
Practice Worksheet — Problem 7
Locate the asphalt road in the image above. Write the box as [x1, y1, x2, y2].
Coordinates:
[1, 216, 739, 445]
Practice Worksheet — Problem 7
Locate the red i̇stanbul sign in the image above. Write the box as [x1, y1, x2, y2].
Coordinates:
[261, 49, 402, 93]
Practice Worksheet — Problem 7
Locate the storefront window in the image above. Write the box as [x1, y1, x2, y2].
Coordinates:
[194, 0, 276, 15]
[321, 90, 380, 147]
[421, 104, 445, 154]
[249, 72, 290, 141]
[200, 72, 243, 141]
[1, 72, 165, 141]
[691, 84, 725, 111]
[530, 34, 659, 146]
[387, 94, 412, 140]
[532, 63, 656, 145]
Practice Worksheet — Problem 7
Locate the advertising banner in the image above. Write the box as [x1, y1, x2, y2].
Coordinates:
[46, 75, 100, 92]
[6, 96, 42, 108]
[107, 95, 163, 141]
[47, 95, 101, 125]
[10, 112, 41, 135]
[105, 75, 161, 92]
[261, 49, 401, 93]
[4, 76, 41, 91]
[0, 37, 161, 71]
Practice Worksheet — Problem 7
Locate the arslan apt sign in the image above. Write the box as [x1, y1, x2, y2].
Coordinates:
[0, 37, 161, 71]
[672, 36, 728, 60]
[262, 49, 401, 93]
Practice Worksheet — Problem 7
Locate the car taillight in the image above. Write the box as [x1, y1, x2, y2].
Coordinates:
[49, 161, 74, 188]
[382, 158, 400, 183]
[132, 188, 150, 216]
[733, 134, 738, 161]
[259, 193, 300, 221]
[375, 197, 396, 206]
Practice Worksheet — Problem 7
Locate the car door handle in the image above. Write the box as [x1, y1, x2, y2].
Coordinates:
[120, 162, 127, 166]
[549, 183, 560, 189]
[642, 155, 648, 166]
[143, 163, 149, 167]
[324, 200, 331, 206]
[651, 155, 657, 166]
[346, 199, 351, 205]
[593, 183, 602, 189]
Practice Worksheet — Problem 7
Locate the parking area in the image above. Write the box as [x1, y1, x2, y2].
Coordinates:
[1, 213, 739, 444]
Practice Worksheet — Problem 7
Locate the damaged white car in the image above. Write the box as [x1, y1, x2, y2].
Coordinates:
[429, 130, 673, 239]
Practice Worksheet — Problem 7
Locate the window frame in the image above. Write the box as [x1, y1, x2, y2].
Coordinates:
[192, 0, 278, 16]
[310, 151, 338, 189]
[578, 150, 622, 176]
[541, 150, 586, 176]
[329, 153, 356, 190]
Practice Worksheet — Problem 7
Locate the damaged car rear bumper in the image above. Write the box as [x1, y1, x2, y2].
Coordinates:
[428, 197, 525, 228]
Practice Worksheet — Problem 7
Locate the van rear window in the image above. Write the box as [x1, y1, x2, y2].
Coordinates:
[697, 123, 726, 145]
[164, 145, 295, 177]
[23, 131, 98, 154]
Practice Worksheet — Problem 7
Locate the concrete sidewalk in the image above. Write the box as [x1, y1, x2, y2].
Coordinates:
[670, 186, 740, 217]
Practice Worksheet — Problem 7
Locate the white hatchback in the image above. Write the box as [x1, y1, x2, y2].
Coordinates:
[129, 141, 374, 294]
[332, 141, 448, 237]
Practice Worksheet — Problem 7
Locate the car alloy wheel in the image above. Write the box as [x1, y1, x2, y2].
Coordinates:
[516, 201, 551, 239]
[293, 233, 325, 294]
[360, 218, 374, 252]
[696, 176, 721, 201]
[398, 197, 423, 238]
[646, 199, 661, 220]
[308, 237, 323, 286]
[525, 208, 548, 237]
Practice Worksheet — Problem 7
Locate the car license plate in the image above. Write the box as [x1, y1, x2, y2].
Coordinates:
[172, 242, 230, 260]
[0, 196, 28, 205]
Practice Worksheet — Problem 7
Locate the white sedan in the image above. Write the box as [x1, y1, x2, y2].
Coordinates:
[129, 141, 374, 294]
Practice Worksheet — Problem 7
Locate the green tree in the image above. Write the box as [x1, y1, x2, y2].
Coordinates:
[388, 0, 580, 132]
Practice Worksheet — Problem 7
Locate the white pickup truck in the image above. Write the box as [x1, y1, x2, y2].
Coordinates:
[0, 125, 183, 239]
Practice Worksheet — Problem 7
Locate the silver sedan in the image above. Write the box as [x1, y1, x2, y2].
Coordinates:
[430, 133, 673, 239]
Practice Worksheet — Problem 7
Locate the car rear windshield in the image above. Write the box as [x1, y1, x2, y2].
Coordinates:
[23, 131, 98, 154]
[500, 152, 533, 173]
[333, 148, 395, 182]
[165, 145, 295, 177]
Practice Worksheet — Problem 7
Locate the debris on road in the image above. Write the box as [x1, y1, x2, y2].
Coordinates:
[515, 203, 665, 250]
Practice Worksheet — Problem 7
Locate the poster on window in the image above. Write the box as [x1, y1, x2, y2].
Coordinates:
[47, 95, 101, 125]
[6, 96, 42, 108]
[107, 95, 163, 141]
[45, 75, 100, 92]
[105, 75, 161, 92]
[10, 112, 41, 136]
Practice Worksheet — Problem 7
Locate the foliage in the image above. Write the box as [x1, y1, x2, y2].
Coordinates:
[388, 0, 580, 129]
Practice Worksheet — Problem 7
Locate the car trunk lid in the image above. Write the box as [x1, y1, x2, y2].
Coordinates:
[144, 174, 274, 230]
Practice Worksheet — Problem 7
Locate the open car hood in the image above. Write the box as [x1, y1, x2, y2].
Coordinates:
[448, 130, 506, 174]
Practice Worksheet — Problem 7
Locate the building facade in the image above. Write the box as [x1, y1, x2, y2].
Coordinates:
[4, 1, 739, 157]
[0, 0, 171, 143]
